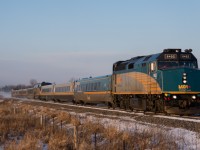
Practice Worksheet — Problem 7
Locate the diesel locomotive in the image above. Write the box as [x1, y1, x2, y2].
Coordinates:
[112, 48, 200, 114]
[12, 48, 200, 115]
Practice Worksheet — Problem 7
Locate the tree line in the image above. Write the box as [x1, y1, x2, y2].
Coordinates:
[0, 79, 38, 92]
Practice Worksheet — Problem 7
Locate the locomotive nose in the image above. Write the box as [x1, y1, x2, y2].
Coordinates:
[179, 68, 200, 92]
[160, 67, 200, 93]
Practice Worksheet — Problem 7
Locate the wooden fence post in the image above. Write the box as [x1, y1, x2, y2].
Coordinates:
[44, 116, 46, 131]
[74, 126, 78, 150]
[40, 115, 43, 126]
[61, 120, 62, 130]
[52, 117, 55, 133]
[123, 140, 126, 150]
[94, 132, 97, 150]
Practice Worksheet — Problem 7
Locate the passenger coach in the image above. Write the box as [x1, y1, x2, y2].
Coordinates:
[74, 75, 112, 106]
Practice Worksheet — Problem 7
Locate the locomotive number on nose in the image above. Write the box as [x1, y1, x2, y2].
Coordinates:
[164, 54, 177, 59]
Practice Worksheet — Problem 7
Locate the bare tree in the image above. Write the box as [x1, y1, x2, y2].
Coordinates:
[68, 77, 77, 82]
[30, 79, 38, 86]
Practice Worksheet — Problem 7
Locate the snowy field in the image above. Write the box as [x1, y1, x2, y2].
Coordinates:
[69, 112, 200, 150]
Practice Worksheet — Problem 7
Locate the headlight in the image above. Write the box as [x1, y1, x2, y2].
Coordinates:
[182, 73, 187, 84]
[183, 80, 187, 84]
[192, 95, 196, 100]
[172, 95, 177, 99]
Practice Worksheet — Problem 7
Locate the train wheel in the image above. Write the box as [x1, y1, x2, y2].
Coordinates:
[72, 99, 76, 105]
[130, 98, 134, 111]
[129, 104, 134, 111]
[80, 101, 84, 106]
[179, 100, 187, 109]
[112, 102, 116, 110]
[114, 97, 120, 108]
[120, 100, 124, 109]
[125, 98, 133, 111]
[124, 98, 130, 111]
[146, 98, 154, 111]
[156, 99, 164, 112]
[107, 102, 111, 109]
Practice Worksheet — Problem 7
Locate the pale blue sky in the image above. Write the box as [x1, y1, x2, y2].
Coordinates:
[0, 0, 200, 86]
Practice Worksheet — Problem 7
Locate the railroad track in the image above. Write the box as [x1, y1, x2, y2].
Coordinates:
[8, 97, 200, 123]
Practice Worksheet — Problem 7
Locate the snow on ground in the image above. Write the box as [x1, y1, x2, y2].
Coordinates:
[155, 115, 200, 123]
[170, 128, 200, 150]
[69, 112, 200, 150]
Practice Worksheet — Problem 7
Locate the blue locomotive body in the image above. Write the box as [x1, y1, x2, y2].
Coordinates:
[112, 49, 200, 114]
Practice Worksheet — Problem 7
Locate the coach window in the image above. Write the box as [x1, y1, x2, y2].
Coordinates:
[88, 83, 91, 91]
[82, 85, 85, 92]
[82, 85, 85, 91]
[97, 82, 100, 91]
[88, 84, 91, 91]
[91, 83, 94, 91]
[86, 84, 88, 91]
[94, 83, 97, 91]
[78, 85, 80, 91]
[79, 85, 81, 91]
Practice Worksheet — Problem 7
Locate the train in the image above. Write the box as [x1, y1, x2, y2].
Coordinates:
[12, 48, 200, 115]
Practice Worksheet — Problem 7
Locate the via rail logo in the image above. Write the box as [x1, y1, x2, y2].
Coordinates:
[178, 85, 191, 91]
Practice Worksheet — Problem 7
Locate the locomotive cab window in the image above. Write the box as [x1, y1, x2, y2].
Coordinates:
[158, 61, 179, 69]
[179, 61, 198, 68]
[150, 62, 157, 72]
[158, 61, 198, 69]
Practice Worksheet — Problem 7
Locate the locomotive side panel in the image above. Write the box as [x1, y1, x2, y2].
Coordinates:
[113, 72, 162, 95]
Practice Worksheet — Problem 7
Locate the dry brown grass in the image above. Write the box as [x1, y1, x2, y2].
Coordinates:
[5, 131, 42, 150]
[48, 130, 73, 150]
[0, 100, 179, 149]
[57, 111, 71, 123]
[0, 101, 74, 149]
[70, 116, 80, 127]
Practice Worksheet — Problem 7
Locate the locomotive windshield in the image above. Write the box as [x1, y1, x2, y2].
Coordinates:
[158, 61, 198, 70]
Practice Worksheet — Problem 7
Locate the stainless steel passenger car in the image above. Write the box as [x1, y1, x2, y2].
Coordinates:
[39, 84, 54, 101]
[39, 82, 74, 102]
[53, 83, 74, 102]
[11, 89, 28, 98]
